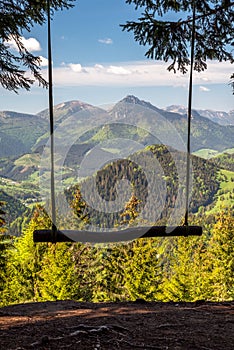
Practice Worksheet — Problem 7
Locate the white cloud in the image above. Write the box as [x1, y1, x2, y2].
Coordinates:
[199, 86, 210, 92]
[7, 36, 41, 52]
[46, 60, 233, 88]
[107, 65, 131, 75]
[68, 63, 86, 73]
[98, 38, 113, 44]
[39, 56, 48, 67]
[94, 64, 105, 71]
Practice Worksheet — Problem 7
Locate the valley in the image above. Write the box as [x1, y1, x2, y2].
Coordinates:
[0, 96, 233, 235]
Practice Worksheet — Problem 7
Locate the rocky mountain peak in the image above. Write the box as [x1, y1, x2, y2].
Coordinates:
[119, 95, 161, 112]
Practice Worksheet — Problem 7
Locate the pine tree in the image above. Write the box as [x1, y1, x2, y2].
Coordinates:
[0, 0, 74, 91]
[91, 244, 129, 302]
[160, 235, 210, 302]
[208, 211, 234, 300]
[123, 0, 234, 91]
[69, 186, 90, 229]
[121, 193, 141, 226]
[1, 206, 49, 305]
[0, 201, 6, 233]
[123, 238, 162, 301]
[38, 242, 80, 301]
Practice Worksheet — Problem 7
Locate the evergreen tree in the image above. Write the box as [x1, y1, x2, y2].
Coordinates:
[122, 0, 234, 91]
[161, 237, 195, 301]
[68, 186, 90, 229]
[90, 192, 162, 302]
[91, 245, 129, 302]
[0, 201, 6, 233]
[1, 205, 49, 305]
[121, 193, 141, 226]
[160, 235, 210, 302]
[38, 242, 80, 301]
[0, 0, 74, 91]
[123, 238, 162, 301]
[208, 211, 234, 300]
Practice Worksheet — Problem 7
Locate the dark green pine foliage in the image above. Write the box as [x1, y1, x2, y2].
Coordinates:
[123, 0, 234, 89]
[0, 0, 74, 91]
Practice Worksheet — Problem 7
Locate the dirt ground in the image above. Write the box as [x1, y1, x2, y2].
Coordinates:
[0, 300, 233, 350]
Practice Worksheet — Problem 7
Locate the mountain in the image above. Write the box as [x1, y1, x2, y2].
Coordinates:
[37, 100, 105, 124]
[33, 100, 106, 152]
[0, 111, 48, 157]
[109, 96, 234, 152]
[0, 96, 233, 159]
[165, 105, 234, 126]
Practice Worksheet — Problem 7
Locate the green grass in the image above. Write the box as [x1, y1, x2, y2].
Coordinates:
[0, 177, 40, 204]
[14, 153, 41, 167]
[193, 148, 234, 159]
[205, 169, 234, 215]
[193, 149, 220, 159]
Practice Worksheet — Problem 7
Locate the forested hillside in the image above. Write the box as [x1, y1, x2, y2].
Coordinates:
[0, 97, 233, 307]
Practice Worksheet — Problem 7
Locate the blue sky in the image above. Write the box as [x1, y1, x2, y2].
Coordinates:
[1, 0, 233, 114]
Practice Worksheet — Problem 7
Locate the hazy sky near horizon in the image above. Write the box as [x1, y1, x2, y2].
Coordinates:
[1, 0, 233, 114]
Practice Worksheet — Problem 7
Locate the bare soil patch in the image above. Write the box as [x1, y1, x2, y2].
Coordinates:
[0, 300, 233, 349]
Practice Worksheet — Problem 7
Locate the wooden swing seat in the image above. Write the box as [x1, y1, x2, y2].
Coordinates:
[33, 225, 202, 243]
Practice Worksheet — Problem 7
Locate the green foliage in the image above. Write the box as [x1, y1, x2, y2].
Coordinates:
[208, 211, 234, 300]
[211, 153, 234, 172]
[38, 243, 80, 301]
[122, 239, 161, 300]
[0, 0, 74, 91]
[123, 0, 233, 87]
[90, 240, 162, 302]
[0, 190, 27, 235]
[90, 245, 128, 302]
[157, 211, 234, 302]
[160, 236, 210, 301]
[0, 234, 13, 295]
[68, 185, 90, 229]
[1, 198, 233, 306]
[1, 206, 49, 306]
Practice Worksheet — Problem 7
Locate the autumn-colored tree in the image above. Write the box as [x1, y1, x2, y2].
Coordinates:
[69, 186, 90, 229]
[121, 193, 141, 226]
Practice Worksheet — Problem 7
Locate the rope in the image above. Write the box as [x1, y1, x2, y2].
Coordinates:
[47, 0, 57, 243]
[184, 1, 196, 228]
[44, 1, 196, 241]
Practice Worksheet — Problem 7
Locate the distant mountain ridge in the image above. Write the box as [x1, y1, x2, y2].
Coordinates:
[0, 96, 233, 158]
[165, 105, 234, 126]
[108, 96, 234, 152]
[0, 111, 48, 157]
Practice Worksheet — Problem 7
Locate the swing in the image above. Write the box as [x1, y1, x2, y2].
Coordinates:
[33, 1, 202, 243]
